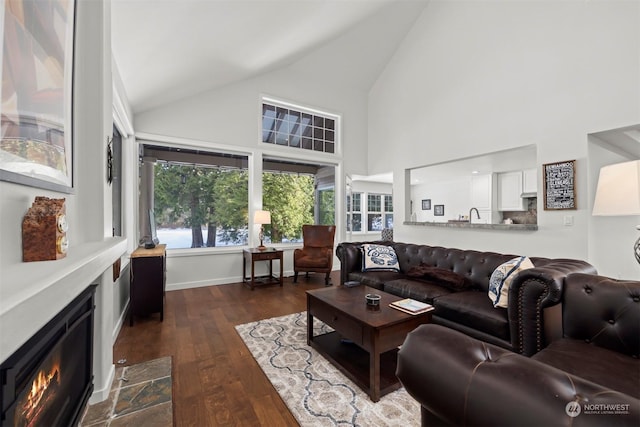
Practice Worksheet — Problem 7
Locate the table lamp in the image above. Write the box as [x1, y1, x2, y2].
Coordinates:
[254, 210, 271, 251]
[592, 160, 640, 264]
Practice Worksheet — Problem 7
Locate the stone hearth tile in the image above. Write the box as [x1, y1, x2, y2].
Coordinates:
[114, 376, 172, 417]
[80, 421, 108, 427]
[80, 389, 116, 426]
[81, 357, 174, 427]
[122, 356, 171, 385]
[110, 401, 173, 427]
[114, 365, 125, 387]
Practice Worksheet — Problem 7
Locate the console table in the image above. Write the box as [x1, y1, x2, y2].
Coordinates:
[242, 248, 283, 290]
[129, 244, 166, 325]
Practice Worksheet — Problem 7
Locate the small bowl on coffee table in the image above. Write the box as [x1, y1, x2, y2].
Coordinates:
[365, 293, 381, 307]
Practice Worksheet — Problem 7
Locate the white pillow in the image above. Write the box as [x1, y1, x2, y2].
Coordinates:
[361, 244, 400, 272]
[488, 256, 534, 308]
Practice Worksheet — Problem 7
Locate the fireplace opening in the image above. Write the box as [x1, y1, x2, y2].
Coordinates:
[1, 285, 96, 427]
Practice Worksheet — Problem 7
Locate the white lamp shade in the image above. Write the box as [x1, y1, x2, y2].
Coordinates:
[592, 160, 640, 216]
[254, 210, 271, 224]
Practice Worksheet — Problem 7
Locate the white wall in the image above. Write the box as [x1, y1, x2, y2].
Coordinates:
[0, 0, 131, 404]
[134, 69, 368, 167]
[111, 55, 138, 342]
[133, 63, 370, 289]
[411, 176, 471, 223]
[587, 137, 639, 280]
[369, 0, 640, 264]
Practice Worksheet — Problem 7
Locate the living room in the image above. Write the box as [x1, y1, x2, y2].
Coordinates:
[0, 0, 638, 426]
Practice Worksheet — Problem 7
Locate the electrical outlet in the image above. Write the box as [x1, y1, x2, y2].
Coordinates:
[563, 215, 574, 226]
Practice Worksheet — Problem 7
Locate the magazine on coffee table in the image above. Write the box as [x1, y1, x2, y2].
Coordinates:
[389, 298, 434, 315]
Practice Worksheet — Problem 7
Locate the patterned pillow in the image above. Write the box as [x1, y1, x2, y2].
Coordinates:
[361, 244, 400, 272]
[488, 256, 535, 308]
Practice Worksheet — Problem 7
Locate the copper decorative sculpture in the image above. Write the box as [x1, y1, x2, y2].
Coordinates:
[22, 197, 68, 262]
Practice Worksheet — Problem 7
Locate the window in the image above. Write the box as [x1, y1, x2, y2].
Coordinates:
[367, 194, 383, 231]
[111, 125, 122, 236]
[262, 102, 336, 154]
[262, 157, 335, 243]
[347, 192, 362, 232]
[318, 187, 335, 225]
[366, 193, 393, 231]
[316, 168, 335, 225]
[146, 145, 249, 249]
[348, 192, 392, 233]
[384, 194, 394, 229]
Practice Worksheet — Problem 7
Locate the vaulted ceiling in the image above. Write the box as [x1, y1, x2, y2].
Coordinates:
[111, 0, 429, 114]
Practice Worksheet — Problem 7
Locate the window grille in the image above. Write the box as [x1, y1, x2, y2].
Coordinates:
[262, 103, 336, 154]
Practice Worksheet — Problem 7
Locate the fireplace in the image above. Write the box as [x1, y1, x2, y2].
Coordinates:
[1, 285, 96, 427]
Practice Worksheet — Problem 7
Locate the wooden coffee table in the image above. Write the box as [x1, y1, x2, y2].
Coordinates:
[306, 285, 432, 402]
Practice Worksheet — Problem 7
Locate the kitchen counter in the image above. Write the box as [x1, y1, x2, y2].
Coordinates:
[403, 221, 538, 231]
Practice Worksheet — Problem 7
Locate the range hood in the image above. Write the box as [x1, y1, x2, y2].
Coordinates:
[520, 192, 537, 198]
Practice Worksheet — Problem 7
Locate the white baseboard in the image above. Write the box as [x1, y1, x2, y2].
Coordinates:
[166, 270, 299, 291]
[112, 300, 129, 344]
[89, 363, 115, 404]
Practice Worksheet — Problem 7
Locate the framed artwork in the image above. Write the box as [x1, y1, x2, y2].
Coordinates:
[434, 204, 445, 216]
[543, 160, 576, 210]
[421, 199, 431, 210]
[0, 0, 76, 193]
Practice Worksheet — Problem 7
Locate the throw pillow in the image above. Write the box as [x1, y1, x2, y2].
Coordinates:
[406, 264, 471, 291]
[361, 244, 400, 272]
[488, 256, 535, 308]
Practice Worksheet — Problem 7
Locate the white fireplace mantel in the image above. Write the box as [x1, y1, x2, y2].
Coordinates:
[0, 237, 127, 363]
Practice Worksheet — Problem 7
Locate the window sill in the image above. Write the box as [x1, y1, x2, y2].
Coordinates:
[166, 243, 301, 257]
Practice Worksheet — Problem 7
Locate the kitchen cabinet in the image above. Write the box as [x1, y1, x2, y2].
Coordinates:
[498, 172, 526, 211]
[470, 174, 500, 223]
[523, 168, 538, 194]
[470, 174, 492, 210]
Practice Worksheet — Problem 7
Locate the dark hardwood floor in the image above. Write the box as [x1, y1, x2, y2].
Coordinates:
[113, 271, 339, 426]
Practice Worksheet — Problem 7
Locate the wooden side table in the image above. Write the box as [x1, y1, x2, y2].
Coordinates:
[242, 248, 283, 290]
[129, 244, 166, 325]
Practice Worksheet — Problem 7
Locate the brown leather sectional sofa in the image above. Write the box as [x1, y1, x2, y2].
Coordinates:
[336, 241, 596, 355]
[396, 273, 640, 426]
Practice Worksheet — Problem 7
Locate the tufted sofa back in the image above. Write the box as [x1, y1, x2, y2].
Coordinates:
[391, 242, 553, 293]
[563, 273, 640, 358]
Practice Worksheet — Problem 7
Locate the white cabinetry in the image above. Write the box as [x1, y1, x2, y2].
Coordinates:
[523, 168, 537, 194]
[471, 174, 492, 209]
[470, 174, 499, 223]
[498, 171, 526, 211]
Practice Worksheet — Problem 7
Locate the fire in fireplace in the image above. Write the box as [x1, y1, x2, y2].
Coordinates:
[19, 357, 60, 426]
[1, 285, 96, 427]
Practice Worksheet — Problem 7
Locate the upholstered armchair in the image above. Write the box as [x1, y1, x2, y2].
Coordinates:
[293, 225, 336, 286]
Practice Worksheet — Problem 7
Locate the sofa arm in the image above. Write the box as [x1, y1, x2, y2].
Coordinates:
[397, 324, 639, 427]
[335, 241, 389, 285]
[336, 241, 384, 285]
[335, 242, 362, 285]
[508, 259, 597, 356]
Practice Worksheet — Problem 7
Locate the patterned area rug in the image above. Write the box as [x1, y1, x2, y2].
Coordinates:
[235, 312, 420, 426]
